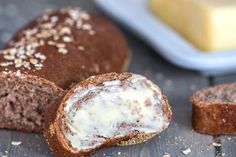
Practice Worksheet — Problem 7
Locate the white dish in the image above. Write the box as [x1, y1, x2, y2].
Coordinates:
[95, 0, 236, 75]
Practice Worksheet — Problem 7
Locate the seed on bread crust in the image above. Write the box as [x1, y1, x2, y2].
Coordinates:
[0, 7, 130, 89]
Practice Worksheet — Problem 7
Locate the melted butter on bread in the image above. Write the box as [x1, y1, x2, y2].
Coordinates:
[63, 74, 166, 150]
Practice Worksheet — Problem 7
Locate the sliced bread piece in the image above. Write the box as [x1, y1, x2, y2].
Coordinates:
[44, 72, 172, 157]
[191, 83, 236, 135]
[0, 72, 64, 133]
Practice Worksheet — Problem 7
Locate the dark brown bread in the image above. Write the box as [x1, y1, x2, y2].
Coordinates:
[2, 8, 130, 89]
[191, 83, 236, 135]
[44, 72, 172, 157]
[0, 8, 130, 132]
[0, 72, 64, 132]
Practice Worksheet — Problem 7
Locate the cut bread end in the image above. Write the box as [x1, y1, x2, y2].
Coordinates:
[44, 72, 172, 157]
[191, 83, 236, 135]
[0, 72, 63, 132]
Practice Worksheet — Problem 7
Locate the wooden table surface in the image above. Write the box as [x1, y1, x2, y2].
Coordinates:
[0, 0, 235, 157]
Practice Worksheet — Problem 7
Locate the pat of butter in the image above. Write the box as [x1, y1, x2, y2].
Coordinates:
[150, 0, 236, 51]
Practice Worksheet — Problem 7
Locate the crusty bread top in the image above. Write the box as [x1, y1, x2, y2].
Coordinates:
[54, 72, 171, 153]
[0, 8, 130, 89]
[191, 83, 236, 105]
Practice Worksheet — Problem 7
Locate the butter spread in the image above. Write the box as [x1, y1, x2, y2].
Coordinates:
[63, 74, 166, 150]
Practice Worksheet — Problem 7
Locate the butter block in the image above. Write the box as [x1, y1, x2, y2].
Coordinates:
[150, 0, 236, 51]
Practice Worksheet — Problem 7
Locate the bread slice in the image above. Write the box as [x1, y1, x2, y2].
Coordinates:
[0, 72, 63, 133]
[44, 72, 172, 157]
[0, 7, 130, 132]
[191, 83, 236, 135]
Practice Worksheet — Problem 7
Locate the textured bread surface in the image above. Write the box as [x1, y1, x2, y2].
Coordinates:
[1, 7, 130, 89]
[191, 83, 236, 135]
[0, 8, 130, 132]
[44, 72, 172, 157]
[0, 73, 63, 132]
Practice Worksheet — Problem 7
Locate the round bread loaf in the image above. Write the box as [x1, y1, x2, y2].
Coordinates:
[191, 83, 236, 135]
[0, 8, 130, 132]
[44, 72, 172, 157]
[3, 7, 130, 89]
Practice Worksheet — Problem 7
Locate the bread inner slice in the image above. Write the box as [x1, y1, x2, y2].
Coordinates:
[61, 74, 170, 151]
[0, 73, 63, 132]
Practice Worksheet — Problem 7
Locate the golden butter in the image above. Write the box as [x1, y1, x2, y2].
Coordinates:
[150, 0, 236, 51]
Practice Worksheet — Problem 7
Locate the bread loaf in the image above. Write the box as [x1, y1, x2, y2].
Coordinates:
[0, 8, 130, 132]
[44, 72, 172, 157]
[191, 83, 236, 135]
[3, 7, 130, 89]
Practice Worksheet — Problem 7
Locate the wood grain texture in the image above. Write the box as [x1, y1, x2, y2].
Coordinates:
[0, 0, 230, 157]
[213, 76, 236, 157]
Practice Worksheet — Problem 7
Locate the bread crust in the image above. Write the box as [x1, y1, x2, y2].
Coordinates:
[1, 8, 130, 89]
[191, 83, 236, 135]
[44, 72, 172, 157]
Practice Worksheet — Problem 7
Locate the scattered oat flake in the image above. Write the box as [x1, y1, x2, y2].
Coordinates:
[65, 18, 74, 26]
[50, 16, 58, 23]
[11, 141, 22, 146]
[60, 27, 71, 35]
[82, 24, 92, 30]
[63, 36, 73, 42]
[0, 8, 93, 73]
[182, 148, 191, 155]
[212, 142, 221, 147]
[56, 43, 65, 48]
[48, 41, 56, 45]
[78, 46, 85, 51]
[89, 30, 95, 35]
[15, 70, 21, 77]
[0, 62, 13, 67]
[30, 58, 38, 65]
[117, 152, 121, 155]
[76, 20, 82, 29]
[4, 55, 15, 60]
[58, 48, 68, 54]
[81, 12, 90, 20]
